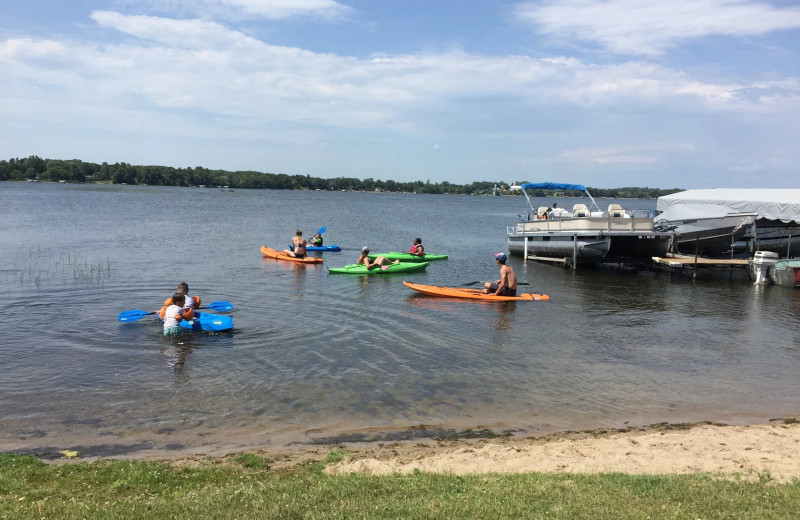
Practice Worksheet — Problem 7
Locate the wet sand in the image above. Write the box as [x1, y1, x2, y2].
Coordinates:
[108, 419, 800, 483]
[319, 420, 800, 482]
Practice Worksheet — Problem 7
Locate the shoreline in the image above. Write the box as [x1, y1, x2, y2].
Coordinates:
[20, 418, 799, 483]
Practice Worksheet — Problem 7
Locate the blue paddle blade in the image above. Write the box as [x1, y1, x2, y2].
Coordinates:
[117, 310, 155, 322]
[318, 226, 326, 235]
[205, 300, 234, 312]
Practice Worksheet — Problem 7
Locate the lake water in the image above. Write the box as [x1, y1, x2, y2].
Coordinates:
[1, 181, 799, 459]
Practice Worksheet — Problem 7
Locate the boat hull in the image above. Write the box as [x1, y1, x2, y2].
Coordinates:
[328, 262, 429, 274]
[306, 245, 341, 251]
[507, 235, 610, 258]
[771, 260, 800, 287]
[735, 221, 800, 257]
[657, 213, 757, 256]
[367, 252, 448, 262]
[178, 311, 233, 332]
[261, 246, 323, 263]
[402, 281, 549, 301]
[507, 233, 669, 260]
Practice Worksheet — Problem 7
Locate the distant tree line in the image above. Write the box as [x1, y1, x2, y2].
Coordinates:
[0, 156, 681, 198]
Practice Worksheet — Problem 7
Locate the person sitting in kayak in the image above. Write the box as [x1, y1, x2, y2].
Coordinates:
[357, 246, 399, 270]
[308, 232, 323, 247]
[408, 237, 424, 256]
[163, 292, 189, 336]
[483, 253, 517, 296]
[160, 282, 199, 320]
[283, 229, 307, 258]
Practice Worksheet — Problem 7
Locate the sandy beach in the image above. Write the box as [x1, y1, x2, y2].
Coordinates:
[307, 420, 800, 482]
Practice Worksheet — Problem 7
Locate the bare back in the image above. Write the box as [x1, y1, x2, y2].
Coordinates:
[500, 264, 517, 290]
[292, 236, 306, 256]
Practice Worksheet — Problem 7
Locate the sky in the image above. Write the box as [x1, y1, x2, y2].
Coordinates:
[1, 0, 799, 189]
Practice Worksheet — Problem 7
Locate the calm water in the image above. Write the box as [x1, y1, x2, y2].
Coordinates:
[1, 182, 799, 459]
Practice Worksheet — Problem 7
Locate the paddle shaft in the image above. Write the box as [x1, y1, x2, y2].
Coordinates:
[462, 281, 530, 286]
[118, 300, 233, 322]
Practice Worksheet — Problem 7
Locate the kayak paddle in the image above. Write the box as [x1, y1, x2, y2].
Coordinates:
[117, 300, 234, 322]
[460, 281, 530, 287]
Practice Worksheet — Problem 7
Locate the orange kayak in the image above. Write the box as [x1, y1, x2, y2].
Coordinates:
[261, 246, 323, 264]
[402, 281, 549, 301]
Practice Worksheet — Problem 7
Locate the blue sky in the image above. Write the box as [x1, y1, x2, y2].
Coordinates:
[1, 0, 799, 188]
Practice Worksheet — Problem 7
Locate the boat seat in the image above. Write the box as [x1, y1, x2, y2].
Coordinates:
[607, 203, 625, 217]
[572, 204, 589, 218]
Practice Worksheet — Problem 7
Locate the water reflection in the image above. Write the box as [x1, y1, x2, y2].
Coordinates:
[160, 338, 193, 383]
[490, 303, 516, 349]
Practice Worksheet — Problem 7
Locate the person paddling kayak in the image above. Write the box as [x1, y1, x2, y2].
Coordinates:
[408, 237, 424, 257]
[308, 232, 323, 247]
[483, 253, 517, 296]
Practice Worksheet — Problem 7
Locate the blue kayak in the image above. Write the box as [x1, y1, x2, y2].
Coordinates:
[307, 245, 341, 251]
[290, 244, 341, 252]
[179, 311, 234, 332]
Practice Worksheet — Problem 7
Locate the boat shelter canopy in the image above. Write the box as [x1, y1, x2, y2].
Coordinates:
[520, 182, 587, 191]
[657, 189, 800, 224]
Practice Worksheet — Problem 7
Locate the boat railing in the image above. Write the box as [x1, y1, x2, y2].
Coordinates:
[514, 214, 657, 233]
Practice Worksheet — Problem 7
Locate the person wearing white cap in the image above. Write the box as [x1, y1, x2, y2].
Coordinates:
[356, 246, 399, 270]
[483, 252, 517, 296]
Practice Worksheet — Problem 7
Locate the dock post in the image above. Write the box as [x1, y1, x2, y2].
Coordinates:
[524, 236, 528, 261]
[788, 232, 792, 258]
[572, 235, 578, 270]
[693, 235, 699, 279]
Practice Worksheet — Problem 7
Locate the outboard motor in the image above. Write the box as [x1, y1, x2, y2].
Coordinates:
[750, 251, 779, 284]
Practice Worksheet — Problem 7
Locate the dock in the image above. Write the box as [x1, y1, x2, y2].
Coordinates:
[652, 254, 751, 279]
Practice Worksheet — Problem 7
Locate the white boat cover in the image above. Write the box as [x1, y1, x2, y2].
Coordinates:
[657, 189, 800, 224]
[656, 204, 751, 222]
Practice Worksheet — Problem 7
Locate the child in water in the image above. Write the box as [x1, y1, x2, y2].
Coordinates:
[163, 292, 189, 336]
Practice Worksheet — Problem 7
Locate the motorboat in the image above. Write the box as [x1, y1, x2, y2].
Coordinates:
[771, 260, 800, 287]
[658, 189, 800, 257]
[507, 182, 672, 263]
[749, 251, 800, 287]
[653, 205, 757, 257]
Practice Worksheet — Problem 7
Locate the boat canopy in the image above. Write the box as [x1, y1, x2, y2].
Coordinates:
[657, 189, 800, 224]
[519, 182, 599, 213]
[520, 182, 587, 191]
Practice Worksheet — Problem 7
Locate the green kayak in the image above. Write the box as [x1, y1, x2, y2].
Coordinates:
[328, 262, 430, 274]
[367, 252, 447, 262]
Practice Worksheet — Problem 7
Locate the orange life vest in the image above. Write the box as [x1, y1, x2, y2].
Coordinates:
[159, 295, 200, 320]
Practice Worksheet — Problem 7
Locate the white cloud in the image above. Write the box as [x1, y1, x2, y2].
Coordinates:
[0, 10, 797, 168]
[728, 164, 764, 173]
[1, 11, 793, 138]
[122, 0, 353, 21]
[558, 143, 695, 165]
[90, 10, 259, 48]
[513, 0, 800, 55]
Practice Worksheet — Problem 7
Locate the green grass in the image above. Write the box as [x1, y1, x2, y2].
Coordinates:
[2, 452, 799, 519]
